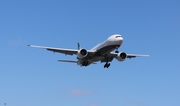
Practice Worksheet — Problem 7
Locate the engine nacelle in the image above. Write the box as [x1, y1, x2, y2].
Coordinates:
[116, 52, 127, 62]
[77, 49, 88, 59]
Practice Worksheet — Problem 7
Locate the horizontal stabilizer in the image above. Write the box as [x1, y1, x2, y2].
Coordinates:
[58, 60, 77, 63]
[58, 60, 97, 64]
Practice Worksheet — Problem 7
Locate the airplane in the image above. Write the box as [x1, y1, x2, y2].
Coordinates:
[28, 34, 149, 68]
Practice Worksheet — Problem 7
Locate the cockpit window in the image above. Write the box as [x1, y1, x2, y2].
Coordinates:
[115, 36, 121, 38]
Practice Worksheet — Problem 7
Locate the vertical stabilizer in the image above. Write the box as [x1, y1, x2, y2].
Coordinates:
[78, 42, 81, 50]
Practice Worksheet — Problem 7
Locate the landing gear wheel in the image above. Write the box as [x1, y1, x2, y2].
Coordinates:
[82, 61, 88, 66]
[104, 63, 110, 68]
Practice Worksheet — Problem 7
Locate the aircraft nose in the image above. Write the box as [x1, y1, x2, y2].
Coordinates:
[120, 36, 123, 40]
[117, 36, 123, 45]
[117, 36, 123, 41]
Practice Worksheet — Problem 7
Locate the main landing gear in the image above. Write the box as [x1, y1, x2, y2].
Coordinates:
[104, 62, 110, 68]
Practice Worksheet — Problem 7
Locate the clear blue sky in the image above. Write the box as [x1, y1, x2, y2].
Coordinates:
[0, 0, 180, 106]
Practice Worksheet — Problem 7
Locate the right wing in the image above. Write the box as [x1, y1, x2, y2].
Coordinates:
[28, 45, 79, 55]
[28, 45, 96, 56]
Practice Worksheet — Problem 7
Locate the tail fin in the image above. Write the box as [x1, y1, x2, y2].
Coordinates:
[78, 42, 81, 50]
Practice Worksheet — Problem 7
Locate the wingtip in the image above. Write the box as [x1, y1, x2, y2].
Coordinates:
[27, 44, 34, 47]
[145, 54, 150, 57]
[142, 55, 150, 57]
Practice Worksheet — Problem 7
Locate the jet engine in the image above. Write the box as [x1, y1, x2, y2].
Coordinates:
[77, 49, 88, 59]
[116, 52, 127, 62]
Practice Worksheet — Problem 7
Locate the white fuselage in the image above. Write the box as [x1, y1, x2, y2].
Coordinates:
[91, 34, 123, 53]
[77, 34, 123, 66]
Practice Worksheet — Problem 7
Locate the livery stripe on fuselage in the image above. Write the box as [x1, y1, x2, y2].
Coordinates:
[94, 44, 120, 56]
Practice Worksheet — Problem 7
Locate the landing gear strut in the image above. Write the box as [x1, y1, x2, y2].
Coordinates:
[104, 62, 110, 68]
[115, 46, 119, 53]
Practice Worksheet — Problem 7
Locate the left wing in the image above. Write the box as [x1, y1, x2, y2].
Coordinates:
[28, 45, 78, 55]
[126, 54, 150, 58]
[109, 52, 149, 59]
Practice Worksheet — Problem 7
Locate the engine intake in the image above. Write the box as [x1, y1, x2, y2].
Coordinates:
[77, 49, 88, 59]
[116, 52, 127, 62]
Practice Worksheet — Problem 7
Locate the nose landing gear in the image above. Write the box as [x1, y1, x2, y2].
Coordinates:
[115, 46, 119, 53]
